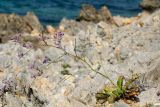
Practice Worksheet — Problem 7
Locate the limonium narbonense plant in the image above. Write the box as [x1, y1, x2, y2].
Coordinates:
[6, 31, 141, 104]
[41, 31, 115, 85]
[10, 32, 115, 86]
[0, 77, 16, 96]
[54, 31, 64, 48]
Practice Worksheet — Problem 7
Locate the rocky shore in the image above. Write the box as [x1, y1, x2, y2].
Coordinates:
[0, 0, 160, 107]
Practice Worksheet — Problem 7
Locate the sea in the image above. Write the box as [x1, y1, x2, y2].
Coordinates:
[0, 0, 142, 26]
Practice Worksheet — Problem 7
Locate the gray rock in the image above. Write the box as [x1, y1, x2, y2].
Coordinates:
[114, 102, 130, 107]
[0, 12, 43, 43]
[98, 6, 115, 24]
[76, 4, 116, 25]
[76, 4, 97, 22]
[138, 88, 159, 106]
[140, 0, 160, 10]
[0, 8, 160, 107]
[5, 93, 23, 107]
[143, 57, 160, 87]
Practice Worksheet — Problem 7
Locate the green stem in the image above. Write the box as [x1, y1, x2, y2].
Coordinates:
[62, 49, 115, 86]
[41, 36, 115, 86]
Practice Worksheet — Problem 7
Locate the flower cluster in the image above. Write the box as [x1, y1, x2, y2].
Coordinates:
[18, 52, 24, 58]
[23, 42, 33, 49]
[28, 61, 36, 70]
[0, 77, 16, 96]
[54, 31, 64, 48]
[10, 33, 22, 43]
[43, 56, 51, 64]
[28, 61, 42, 78]
[0, 82, 5, 96]
[11, 33, 34, 49]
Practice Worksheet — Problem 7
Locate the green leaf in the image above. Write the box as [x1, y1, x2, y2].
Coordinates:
[112, 90, 119, 97]
[117, 76, 124, 90]
[62, 64, 71, 69]
[107, 94, 117, 103]
[61, 69, 70, 75]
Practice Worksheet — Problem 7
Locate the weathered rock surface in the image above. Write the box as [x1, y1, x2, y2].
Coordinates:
[0, 9, 160, 107]
[0, 12, 43, 43]
[76, 4, 116, 25]
[140, 0, 160, 10]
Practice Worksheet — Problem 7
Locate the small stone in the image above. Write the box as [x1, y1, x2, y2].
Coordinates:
[64, 75, 76, 83]
[46, 25, 56, 34]
[31, 29, 41, 36]
[59, 25, 65, 31]
[120, 48, 129, 60]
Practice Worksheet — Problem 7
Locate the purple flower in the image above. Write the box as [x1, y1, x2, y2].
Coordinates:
[0, 83, 5, 95]
[2, 78, 16, 91]
[23, 42, 33, 49]
[28, 61, 36, 70]
[31, 70, 41, 78]
[10, 34, 22, 43]
[18, 52, 24, 58]
[43, 56, 51, 64]
[54, 31, 64, 48]
[28, 61, 42, 78]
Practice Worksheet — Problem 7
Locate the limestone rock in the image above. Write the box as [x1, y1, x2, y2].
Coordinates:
[0, 8, 160, 107]
[0, 12, 43, 43]
[46, 25, 56, 34]
[76, 4, 116, 25]
[140, 0, 160, 10]
[144, 57, 160, 87]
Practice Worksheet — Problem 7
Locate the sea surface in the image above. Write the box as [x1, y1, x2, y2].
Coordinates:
[0, 0, 142, 26]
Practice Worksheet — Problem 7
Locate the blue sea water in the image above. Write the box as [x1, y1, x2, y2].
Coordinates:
[0, 0, 142, 26]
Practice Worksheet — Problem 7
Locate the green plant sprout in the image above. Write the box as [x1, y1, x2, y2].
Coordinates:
[61, 63, 71, 75]
[96, 74, 140, 103]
